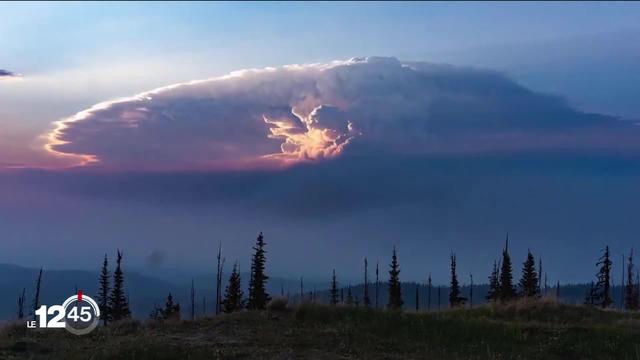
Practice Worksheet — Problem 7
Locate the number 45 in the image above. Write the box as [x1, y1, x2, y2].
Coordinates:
[67, 306, 92, 322]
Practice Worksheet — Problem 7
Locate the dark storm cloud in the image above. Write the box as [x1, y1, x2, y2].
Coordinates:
[12, 151, 640, 220]
[44, 57, 639, 170]
[4, 150, 640, 283]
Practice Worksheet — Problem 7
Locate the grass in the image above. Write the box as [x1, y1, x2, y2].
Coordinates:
[2, 299, 640, 359]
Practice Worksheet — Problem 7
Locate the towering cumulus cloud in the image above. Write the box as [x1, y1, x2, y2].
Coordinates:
[45, 57, 636, 170]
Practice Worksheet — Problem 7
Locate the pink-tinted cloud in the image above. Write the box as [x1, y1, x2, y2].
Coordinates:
[44, 57, 639, 171]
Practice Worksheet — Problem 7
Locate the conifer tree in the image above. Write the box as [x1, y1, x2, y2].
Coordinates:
[97, 254, 110, 326]
[17, 288, 26, 320]
[487, 260, 500, 301]
[620, 253, 626, 310]
[149, 303, 163, 320]
[518, 249, 539, 298]
[346, 284, 354, 305]
[594, 246, 613, 308]
[162, 293, 180, 320]
[109, 250, 131, 321]
[222, 262, 244, 313]
[437, 286, 441, 309]
[329, 269, 339, 305]
[538, 257, 543, 294]
[584, 281, 596, 306]
[555, 281, 560, 300]
[299, 277, 304, 304]
[499, 235, 517, 301]
[247, 232, 270, 310]
[469, 273, 474, 309]
[449, 253, 466, 307]
[363, 258, 371, 307]
[31, 267, 43, 316]
[375, 260, 379, 309]
[625, 249, 639, 310]
[387, 246, 403, 310]
[427, 273, 432, 310]
[415, 283, 419, 311]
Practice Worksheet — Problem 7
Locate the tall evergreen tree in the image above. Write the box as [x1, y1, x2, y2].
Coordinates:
[437, 286, 441, 309]
[427, 273, 432, 310]
[97, 254, 110, 326]
[584, 281, 596, 306]
[449, 253, 466, 307]
[594, 246, 613, 308]
[538, 257, 543, 295]
[31, 267, 43, 316]
[625, 249, 639, 310]
[486, 260, 500, 301]
[162, 293, 180, 320]
[346, 284, 354, 305]
[17, 288, 26, 320]
[518, 249, 540, 298]
[149, 303, 163, 320]
[109, 250, 131, 321]
[329, 269, 339, 305]
[499, 235, 517, 301]
[375, 260, 380, 309]
[222, 262, 244, 313]
[621, 254, 625, 310]
[299, 277, 304, 304]
[387, 246, 403, 310]
[247, 232, 270, 310]
[469, 273, 474, 309]
[415, 283, 419, 311]
[363, 258, 371, 307]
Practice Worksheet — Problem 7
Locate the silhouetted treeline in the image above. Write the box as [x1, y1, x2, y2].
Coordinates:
[10, 231, 640, 322]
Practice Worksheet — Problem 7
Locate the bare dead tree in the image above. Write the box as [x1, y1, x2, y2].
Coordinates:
[215, 242, 225, 315]
[191, 278, 196, 320]
[31, 267, 43, 316]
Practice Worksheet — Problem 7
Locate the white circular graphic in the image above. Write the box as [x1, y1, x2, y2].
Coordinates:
[61, 293, 101, 335]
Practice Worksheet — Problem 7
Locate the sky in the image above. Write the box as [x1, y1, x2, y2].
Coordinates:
[1, 2, 640, 284]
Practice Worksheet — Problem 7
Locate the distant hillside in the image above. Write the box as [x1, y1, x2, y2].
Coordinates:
[0, 264, 325, 320]
[0, 263, 627, 320]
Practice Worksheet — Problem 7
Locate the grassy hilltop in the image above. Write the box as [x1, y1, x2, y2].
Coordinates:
[2, 299, 640, 360]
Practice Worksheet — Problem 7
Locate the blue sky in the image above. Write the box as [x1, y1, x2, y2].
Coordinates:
[1, 2, 640, 282]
